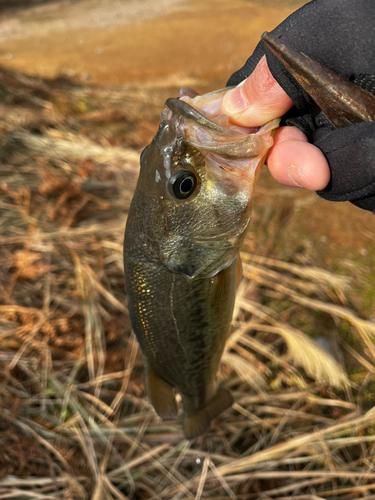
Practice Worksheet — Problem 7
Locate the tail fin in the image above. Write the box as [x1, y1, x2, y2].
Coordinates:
[183, 388, 233, 440]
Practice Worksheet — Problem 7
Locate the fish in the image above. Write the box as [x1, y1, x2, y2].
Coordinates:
[123, 87, 279, 439]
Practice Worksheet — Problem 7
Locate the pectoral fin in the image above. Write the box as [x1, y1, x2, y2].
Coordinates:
[145, 363, 178, 419]
[161, 235, 237, 279]
[183, 388, 233, 440]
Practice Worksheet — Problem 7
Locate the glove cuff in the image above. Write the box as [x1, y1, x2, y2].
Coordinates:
[316, 122, 375, 209]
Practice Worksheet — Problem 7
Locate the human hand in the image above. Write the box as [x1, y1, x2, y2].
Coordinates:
[222, 0, 375, 212]
[221, 56, 330, 191]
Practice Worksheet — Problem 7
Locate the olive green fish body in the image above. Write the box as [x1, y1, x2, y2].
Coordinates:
[125, 241, 237, 413]
[124, 90, 279, 438]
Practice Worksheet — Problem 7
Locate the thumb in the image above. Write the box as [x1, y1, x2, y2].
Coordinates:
[222, 56, 293, 127]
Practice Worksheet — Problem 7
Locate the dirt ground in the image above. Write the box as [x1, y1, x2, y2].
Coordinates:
[0, 0, 303, 85]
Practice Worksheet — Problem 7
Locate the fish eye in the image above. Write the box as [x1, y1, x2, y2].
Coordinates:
[171, 171, 197, 200]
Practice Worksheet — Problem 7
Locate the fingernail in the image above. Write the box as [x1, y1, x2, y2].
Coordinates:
[287, 165, 304, 188]
[222, 85, 248, 115]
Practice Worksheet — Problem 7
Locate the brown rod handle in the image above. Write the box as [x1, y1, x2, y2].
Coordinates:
[262, 32, 375, 129]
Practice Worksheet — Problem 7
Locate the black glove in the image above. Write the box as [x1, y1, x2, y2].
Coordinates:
[227, 0, 375, 212]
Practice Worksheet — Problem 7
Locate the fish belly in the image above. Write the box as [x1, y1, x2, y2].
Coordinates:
[125, 256, 237, 434]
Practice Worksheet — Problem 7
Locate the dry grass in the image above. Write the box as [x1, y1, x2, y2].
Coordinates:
[1, 65, 375, 500]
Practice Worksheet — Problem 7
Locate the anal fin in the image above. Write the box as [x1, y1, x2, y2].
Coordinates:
[145, 363, 178, 419]
[183, 388, 233, 440]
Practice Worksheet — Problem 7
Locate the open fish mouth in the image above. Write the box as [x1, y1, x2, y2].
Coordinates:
[161, 93, 279, 165]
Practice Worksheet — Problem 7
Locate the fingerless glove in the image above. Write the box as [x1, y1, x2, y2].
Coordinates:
[228, 0, 375, 212]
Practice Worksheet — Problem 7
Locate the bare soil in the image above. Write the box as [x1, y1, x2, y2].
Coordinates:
[0, 0, 302, 86]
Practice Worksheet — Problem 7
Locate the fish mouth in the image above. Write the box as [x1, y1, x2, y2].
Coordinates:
[261, 32, 375, 129]
[165, 97, 239, 135]
[164, 97, 277, 160]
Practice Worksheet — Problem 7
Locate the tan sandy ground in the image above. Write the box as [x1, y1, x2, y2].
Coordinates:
[0, 0, 302, 85]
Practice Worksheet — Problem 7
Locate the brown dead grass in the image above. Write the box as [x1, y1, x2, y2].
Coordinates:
[1, 65, 375, 500]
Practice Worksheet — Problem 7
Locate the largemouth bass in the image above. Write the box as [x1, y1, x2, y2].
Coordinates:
[124, 88, 279, 439]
